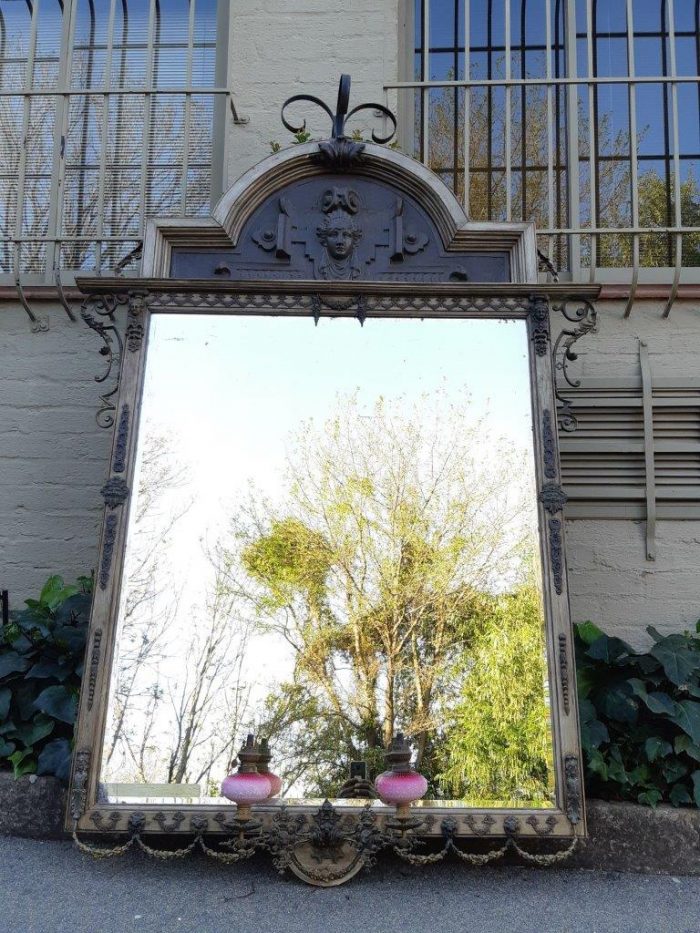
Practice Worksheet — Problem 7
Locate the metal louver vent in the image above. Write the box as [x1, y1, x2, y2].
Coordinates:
[560, 384, 700, 522]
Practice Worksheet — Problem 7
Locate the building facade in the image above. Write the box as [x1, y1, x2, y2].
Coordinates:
[1, 0, 699, 646]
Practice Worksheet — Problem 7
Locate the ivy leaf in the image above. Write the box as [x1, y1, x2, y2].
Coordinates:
[578, 697, 598, 723]
[644, 737, 673, 762]
[0, 739, 16, 758]
[11, 715, 55, 748]
[0, 687, 11, 720]
[672, 700, 700, 744]
[692, 771, 700, 808]
[576, 621, 605, 646]
[674, 735, 700, 762]
[668, 783, 692, 807]
[0, 652, 30, 679]
[33, 685, 78, 724]
[582, 718, 609, 750]
[639, 688, 676, 717]
[38, 576, 78, 612]
[50, 626, 86, 654]
[637, 789, 662, 808]
[650, 637, 699, 687]
[587, 635, 632, 664]
[607, 751, 630, 785]
[576, 667, 596, 699]
[13, 681, 39, 721]
[597, 683, 639, 724]
[25, 659, 72, 681]
[662, 759, 688, 783]
[586, 748, 608, 781]
[9, 748, 36, 777]
[37, 738, 72, 781]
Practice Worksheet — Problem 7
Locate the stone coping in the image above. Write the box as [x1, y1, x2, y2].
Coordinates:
[0, 772, 67, 840]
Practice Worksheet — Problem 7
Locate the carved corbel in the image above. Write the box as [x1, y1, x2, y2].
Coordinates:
[125, 290, 150, 353]
[82, 290, 151, 428]
[550, 296, 598, 432]
[81, 292, 130, 429]
[528, 294, 551, 356]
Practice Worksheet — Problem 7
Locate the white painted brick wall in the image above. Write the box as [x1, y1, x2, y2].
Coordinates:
[556, 299, 700, 647]
[567, 519, 700, 648]
[0, 303, 112, 603]
[225, 0, 401, 184]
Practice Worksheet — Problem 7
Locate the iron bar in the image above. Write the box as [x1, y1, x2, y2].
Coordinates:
[664, 0, 684, 318]
[623, 0, 640, 319]
[386, 75, 700, 88]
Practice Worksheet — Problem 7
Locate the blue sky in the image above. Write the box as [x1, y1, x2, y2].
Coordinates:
[142, 315, 534, 516]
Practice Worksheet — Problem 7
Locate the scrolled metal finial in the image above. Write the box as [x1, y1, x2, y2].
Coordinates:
[281, 73, 397, 145]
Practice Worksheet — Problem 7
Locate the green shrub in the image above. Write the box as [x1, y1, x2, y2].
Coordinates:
[575, 620, 700, 807]
[0, 575, 92, 781]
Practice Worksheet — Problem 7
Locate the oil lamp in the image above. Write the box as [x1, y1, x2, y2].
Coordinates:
[220, 734, 272, 819]
[374, 733, 428, 819]
[257, 738, 283, 798]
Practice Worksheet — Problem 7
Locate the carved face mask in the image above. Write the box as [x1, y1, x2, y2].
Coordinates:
[325, 226, 355, 260]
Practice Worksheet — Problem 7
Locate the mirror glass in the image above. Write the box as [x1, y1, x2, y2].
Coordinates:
[99, 313, 555, 808]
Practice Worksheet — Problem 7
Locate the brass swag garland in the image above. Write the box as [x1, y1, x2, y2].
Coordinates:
[73, 735, 579, 886]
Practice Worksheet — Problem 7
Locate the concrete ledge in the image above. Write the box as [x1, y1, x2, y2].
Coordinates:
[565, 800, 700, 875]
[0, 772, 67, 839]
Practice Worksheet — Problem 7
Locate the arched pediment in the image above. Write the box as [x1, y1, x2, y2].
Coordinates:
[143, 141, 537, 285]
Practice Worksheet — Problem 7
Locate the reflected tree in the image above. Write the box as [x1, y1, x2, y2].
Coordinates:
[104, 427, 190, 778]
[216, 391, 548, 798]
[438, 578, 553, 803]
[104, 426, 252, 791]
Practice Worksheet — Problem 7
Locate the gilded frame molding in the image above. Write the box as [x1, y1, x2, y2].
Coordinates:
[69, 141, 600, 866]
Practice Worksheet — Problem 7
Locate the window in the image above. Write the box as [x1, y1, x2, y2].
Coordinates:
[0, 0, 228, 280]
[401, 0, 700, 278]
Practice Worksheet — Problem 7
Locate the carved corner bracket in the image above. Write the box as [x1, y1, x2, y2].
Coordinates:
[82, 290, 150, 430]
[550, 296, 598, 433]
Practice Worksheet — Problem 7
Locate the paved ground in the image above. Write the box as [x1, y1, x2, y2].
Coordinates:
[2, 836, 699, 933]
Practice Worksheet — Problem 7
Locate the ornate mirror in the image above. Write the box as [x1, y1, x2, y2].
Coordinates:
[70, 79, 598, 886]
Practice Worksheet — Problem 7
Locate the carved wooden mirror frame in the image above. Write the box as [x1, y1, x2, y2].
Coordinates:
[69, 122, 600, 885]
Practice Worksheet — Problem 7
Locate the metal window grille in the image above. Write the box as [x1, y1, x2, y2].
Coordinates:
[0, 0, 230, 282]
[391, 0, 700, 298]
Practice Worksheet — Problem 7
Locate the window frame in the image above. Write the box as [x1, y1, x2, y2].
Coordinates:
[394, 0, 700, 293]
[0, 0, 231, 286]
